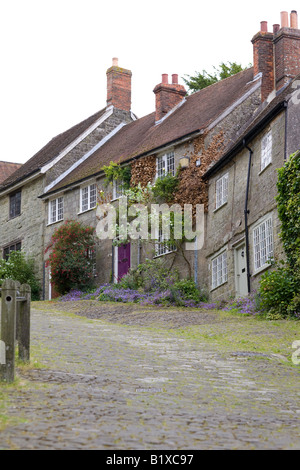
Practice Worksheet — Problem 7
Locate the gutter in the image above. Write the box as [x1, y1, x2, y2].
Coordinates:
[243, 139, 253, 295]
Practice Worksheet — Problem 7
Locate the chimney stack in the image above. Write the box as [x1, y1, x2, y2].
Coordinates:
[291, 10, 298, 28]
[153, 74, 186, 122]
[252, 10, 300, 101]
[106, 58, 132, 112]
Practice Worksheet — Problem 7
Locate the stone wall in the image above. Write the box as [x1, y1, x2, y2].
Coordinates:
[0, 176, 46, 289]
[45, 109, 133, 186]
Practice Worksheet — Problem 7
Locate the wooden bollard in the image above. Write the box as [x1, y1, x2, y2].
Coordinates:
[17, 284, 31, 363]
[0, 279, 18, 383]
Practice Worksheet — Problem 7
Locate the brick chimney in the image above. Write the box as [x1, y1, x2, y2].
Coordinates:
[274, 11, 300, 90]
[252, 22, 274, 102]
[252, 11, 300, 102]
[106, 58, 132, 111]
[153, 74, 186, 122]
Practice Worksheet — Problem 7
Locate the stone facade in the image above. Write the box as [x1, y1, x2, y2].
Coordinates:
[206, 109, 288, 301]
[0, 106, 133, 298]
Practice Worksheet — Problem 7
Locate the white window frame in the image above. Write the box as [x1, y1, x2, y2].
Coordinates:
[80, 183, 97, 213]
[215, 173, 228, 209]
[156, 151, 175, 179]
[48, 197, 64, 224]
[112, 179, 124, 200]
[211, 250, 228, 290]
[155, 225, 176, 257]
[261, 130, 272, 171]
[253, 216, 273, 272]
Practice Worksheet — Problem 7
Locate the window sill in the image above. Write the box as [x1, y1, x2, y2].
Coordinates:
[47, 219, 64, 227]
[154, 250, 177, 259]
[210, 280, 228, 292]
[259, 161, 272, 176]
[213, 201, 228, 213]
[252, 262, 273, 277]
[78, 206, 96, 215]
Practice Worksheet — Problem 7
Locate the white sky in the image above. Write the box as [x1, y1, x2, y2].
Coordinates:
[1, 0, 298, 164]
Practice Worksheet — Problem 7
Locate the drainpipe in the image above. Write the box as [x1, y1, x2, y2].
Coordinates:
[243, 139, 253, 295]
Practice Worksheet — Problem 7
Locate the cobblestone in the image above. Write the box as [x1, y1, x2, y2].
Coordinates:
[0, 301, 300, 450]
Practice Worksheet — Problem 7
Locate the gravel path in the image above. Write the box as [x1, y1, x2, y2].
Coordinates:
[0, 301, 300, 450]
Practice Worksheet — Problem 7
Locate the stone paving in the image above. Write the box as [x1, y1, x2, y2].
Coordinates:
[0, 302, 300, 450]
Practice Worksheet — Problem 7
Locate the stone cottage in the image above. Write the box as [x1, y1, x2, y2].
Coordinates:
[0, 59, 135, 295]
[39, 69, 264, 299]
[204, 11, 300, 301]
[1, 10, 300, 302]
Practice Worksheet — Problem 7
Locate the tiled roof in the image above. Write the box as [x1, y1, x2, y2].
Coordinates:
[203, 75, 300, 178]
[0, 108, 107, 192]
[0, 161, 22, 184]
[50, 67, 257, 192]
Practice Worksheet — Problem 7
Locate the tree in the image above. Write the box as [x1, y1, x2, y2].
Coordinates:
[45, 220, 96, 295]
[183, 62, 250, 94]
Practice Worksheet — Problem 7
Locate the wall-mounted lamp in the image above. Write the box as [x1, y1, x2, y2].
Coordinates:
[179, 156, 190, 168]
[196, 158, 201, 167]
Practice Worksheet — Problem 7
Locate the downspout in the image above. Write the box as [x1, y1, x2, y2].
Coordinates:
[243, 139, 253, 295]
[284, 102, 288, 161]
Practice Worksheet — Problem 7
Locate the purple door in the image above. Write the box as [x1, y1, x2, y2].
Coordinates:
[117, 243, 131, 280]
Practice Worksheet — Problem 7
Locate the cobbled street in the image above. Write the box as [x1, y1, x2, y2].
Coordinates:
[0, 301, 300, 450]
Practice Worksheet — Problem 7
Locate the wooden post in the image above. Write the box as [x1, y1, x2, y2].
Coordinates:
[17, 284, 31, 363]
[0, 279, 18, 383]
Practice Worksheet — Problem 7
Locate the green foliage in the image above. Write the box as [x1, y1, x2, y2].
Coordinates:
[172, 279, 206, 303]
[259, 264, 297, 317]
[45, 220, 96, 295]
[183, 62, 250, 94]
[276, 151, 300, 267]
[119, 258, 179, 292]
[152, 173, 179, 203]
[102, 161, 131, 190]
[258, 152, 300, 319]
[0, 251, 41, 300]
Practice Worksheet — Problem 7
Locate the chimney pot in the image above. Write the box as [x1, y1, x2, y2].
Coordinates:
[112, 57, 119, 67]
[162, 74, 168, 84]
[260, 21, 268, 32]
[290, 10, 298, 28]
[280, 11, 289, 27]
[172, 74, 178, 84]
[273, 24, 280, 34]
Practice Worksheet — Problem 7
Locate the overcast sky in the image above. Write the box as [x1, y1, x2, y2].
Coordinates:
[1, 0, 297, 164]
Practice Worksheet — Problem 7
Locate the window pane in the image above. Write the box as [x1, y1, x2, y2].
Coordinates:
[82, 187, 89, 211]
[253, 218, 273, 270]
[9, 191, 21, 218]
[57, 197, 63, 221]
[50, 200, 56, 223]
[90, 184, 97, 208]
[167, 152, 175, 176]
[212, 251, 227, 289]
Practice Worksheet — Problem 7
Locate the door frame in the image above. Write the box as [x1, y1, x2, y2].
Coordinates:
[233, 239, 248, 298]
[113, 242, 131, 283]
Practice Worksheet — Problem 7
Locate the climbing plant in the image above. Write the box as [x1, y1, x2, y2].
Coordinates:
[102, 161, 131, 191]
[259, 151, 300, 318]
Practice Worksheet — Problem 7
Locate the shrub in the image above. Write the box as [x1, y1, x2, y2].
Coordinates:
[259, 264, 297, 317]
[0, 251, 41, 300]
[45, 220, 96, 295]
[118, 258, 179, 293]
[172, 279, 206, 303]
